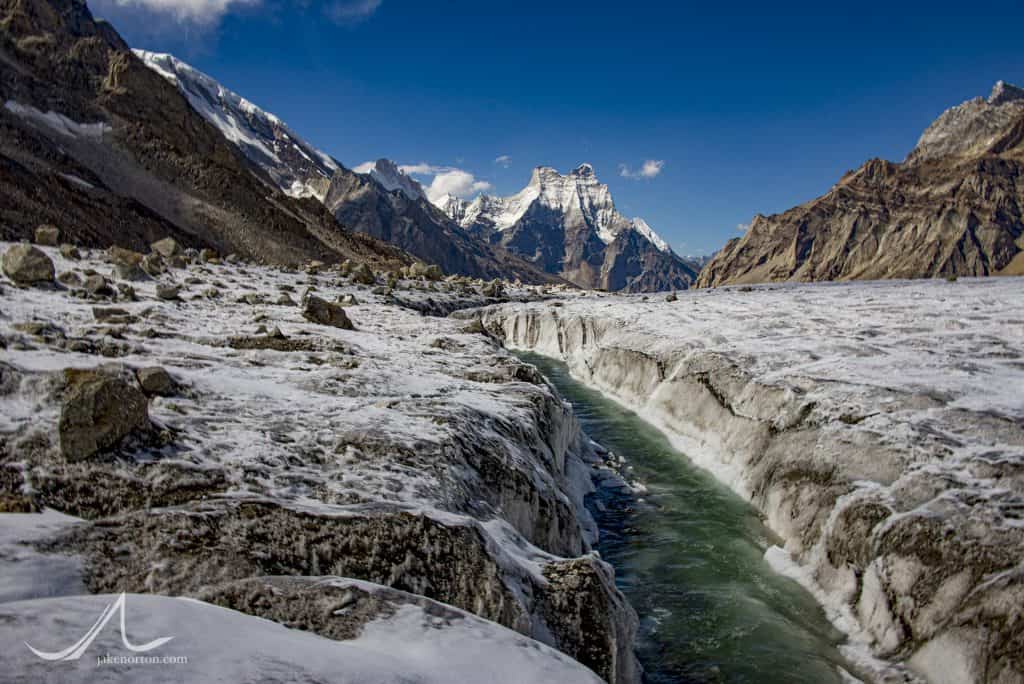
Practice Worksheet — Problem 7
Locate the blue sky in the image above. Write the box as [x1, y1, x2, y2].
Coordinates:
[94, 0, 1024, 257]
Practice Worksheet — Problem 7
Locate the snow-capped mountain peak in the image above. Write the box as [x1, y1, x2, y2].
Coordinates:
[440, 162, 693, 291]
[355, 159, 424, 200]
[134, 50, 339, 201]
[453, 163, 672, 253]
[630, 217, 671, 253]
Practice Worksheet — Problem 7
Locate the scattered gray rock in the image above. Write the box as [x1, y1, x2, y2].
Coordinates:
[107, 246, 144, 267]
[665, 292, 677, 302]
[276, 294, 296, 306]
[83, 274, 115, 298]
[58, 367, 151, 461]
[337, 293, 358, 306]
[156, 284, 181, 301]
[350, 262, 375, 285]
[483, 280, 505, 298]
[112, 262, 150, 282]
[92, 307, 136, 324]
[151, 237, 182, 259]
[116, 283, 137, 301]
[57, 271, 83, 287]
[135, 367, 175, 397]
[3, 244, 55, 285]
[59, 243, 82, 260]
[34, 225, 60, 246]
[141, 253, 165, 277]
[302, 293, 355, 330]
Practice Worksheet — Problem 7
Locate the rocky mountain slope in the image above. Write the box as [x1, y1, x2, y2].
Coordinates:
[0, 0, 409, 270]
[133, 50, 340, 202]
[443, 164, 698, 292]
[698, 81, 1024, 286]
[132, 53, 563, 285]
[0, 238, 639, 682]
[483, 278, 1024, 683]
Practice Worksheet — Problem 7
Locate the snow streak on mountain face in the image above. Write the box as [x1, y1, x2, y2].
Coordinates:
[444, 163, 674, 255]
[134, 50, 340, 201]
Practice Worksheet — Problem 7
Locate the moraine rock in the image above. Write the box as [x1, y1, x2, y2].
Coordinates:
[83, 274, 114, 298]
[2, 244, 55, 285]
[155, 283, 181, 300]
[107, 246, 144, 267]
[34, 225, 60, 246]
[135, 366, 175, 396]
[302, 293, 355, 330]
[58, 367, 151, 461]
[349, 262, 376, 285]
[151, 237, 182, 258]
[59, 243, 81, 260]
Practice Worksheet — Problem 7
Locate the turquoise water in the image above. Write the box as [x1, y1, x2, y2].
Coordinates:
[518, 352, 852, 684]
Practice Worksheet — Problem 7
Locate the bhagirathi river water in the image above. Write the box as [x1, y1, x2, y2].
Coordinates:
[518, 352, 855, 684]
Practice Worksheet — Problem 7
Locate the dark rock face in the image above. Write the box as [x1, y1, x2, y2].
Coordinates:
[698, 82, 1024, 287]
[0, 0, 409, 271]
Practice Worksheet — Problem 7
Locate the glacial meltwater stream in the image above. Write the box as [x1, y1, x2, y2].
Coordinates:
[518, 352, 854, 684]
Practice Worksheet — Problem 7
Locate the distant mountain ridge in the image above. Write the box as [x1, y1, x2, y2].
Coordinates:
[698, 80, 1024, 287]
[134, 54, 565, 285]
[0, 0, 407, 269]
[442, 164, 697, 292]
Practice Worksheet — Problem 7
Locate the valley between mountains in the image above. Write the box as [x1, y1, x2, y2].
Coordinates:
[1, 1, 1023, 683]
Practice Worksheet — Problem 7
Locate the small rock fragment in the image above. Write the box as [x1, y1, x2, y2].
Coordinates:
[34, 225, 60, 246]
[59, 243, 82, 260]
[302, 293, 355, 330]
[135, 366, 175, 396]
[151, 237, 182, 258]
[156, 284, 181, 301]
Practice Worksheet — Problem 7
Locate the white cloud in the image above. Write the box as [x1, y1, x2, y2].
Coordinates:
[494, 155, 512, 168]
[737, 223, 750, 232]
[95, 0, 258, 24]
[619, 159, 665, 179]
[325, 0, 382, 24]
[423, 170, 491, 205]
[358, 161, 491, 206]
[91, 0, 381, 32]
[398, 162, 444, 175]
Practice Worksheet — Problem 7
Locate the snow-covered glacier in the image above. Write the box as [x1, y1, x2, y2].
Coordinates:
[0, 242, 638, 682]
[482, 277, 1024, 684]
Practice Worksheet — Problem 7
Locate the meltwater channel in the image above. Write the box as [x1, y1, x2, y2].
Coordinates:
[518, 352, 855, 684]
